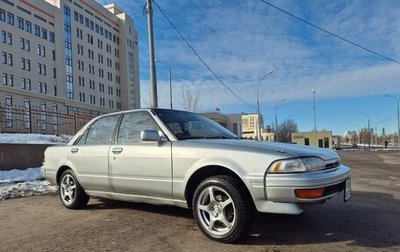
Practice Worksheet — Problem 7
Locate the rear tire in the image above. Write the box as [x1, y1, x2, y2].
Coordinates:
[59, 170, 89, 209]
[192, 175, 254, 243]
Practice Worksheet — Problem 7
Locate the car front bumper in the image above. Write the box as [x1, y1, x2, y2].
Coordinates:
[252, 164, 351, 214]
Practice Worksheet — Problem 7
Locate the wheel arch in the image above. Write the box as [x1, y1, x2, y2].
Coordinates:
[184, 165, 254, 209]
[56, 166, 72, 186]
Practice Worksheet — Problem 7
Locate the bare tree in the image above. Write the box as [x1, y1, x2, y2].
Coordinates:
[181, 88, 202, 112]
[277, 119, 298, 143]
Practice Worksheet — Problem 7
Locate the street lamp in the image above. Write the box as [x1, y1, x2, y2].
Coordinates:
[257, 70, 273, 141]
[385, 94, 400, 149]
[359, 112, 378, 148]
[275, 98, 287, 142]
[155, 60, 173, 109]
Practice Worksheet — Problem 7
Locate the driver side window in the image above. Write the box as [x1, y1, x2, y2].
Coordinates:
[117, 111, 159, 144]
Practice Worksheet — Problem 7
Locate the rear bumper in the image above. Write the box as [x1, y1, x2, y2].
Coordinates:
[253, 164, 351, 214]
[41, 165, 57, 185]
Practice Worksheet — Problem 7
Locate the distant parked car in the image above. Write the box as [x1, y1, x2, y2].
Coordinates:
[351, 143, 358, 148]
[41, 109, 351, 243]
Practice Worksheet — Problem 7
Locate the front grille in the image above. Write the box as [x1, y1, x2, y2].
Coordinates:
[323, 181, 345, 196]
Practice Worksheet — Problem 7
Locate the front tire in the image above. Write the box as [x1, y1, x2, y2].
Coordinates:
[59, 170, 89, 209]
[192, 175, 254, 243]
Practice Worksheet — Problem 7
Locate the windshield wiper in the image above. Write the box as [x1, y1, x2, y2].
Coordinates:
[205, 136, 229, 139]
[179, 136, 205, 140]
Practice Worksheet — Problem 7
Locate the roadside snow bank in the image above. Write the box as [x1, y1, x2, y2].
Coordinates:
[0, 133, 70, 144]
[0, 181, 58, 201]
[0, 167, 43, 183]
[0, 168, 58, 201]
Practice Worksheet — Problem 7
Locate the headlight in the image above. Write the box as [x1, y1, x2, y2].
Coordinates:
[268, 157, 325, 173]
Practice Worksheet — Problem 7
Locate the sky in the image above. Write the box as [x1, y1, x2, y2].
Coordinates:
[97, 0, 400, 135]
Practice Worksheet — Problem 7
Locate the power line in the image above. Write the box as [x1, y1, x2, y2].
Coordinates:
[259, 0, 400, 65]
[374, 113, 397, 125]
[152, 0, 256, 109]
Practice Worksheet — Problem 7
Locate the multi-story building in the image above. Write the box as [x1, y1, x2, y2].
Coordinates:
[241, 113, 274, 141]
[203, 111, 275, 141]
[0, 0, 140, 134]
[202, 111, 242, 136]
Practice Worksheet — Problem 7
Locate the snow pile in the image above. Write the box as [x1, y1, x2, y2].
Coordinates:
[0, 133, 70, 144]
[0, 167, 43, 183]
[0, 181, 58, 201]
[0, 168, 58, 201]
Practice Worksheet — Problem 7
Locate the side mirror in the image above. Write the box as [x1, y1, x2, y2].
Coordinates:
[140, 130, 166, 143]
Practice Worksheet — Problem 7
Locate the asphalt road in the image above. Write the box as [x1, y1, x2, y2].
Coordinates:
[0, 150, 399, 252]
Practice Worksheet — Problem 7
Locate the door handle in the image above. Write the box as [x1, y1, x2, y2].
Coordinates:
[112, 147, 123, 154]
[71, 147, 79, 154]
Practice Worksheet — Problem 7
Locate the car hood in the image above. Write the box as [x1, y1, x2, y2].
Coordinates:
[184, 139, 338, 161]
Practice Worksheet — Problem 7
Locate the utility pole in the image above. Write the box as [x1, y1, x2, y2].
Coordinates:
[256, 70, 273, 141]
[274, 99, 287, 142]
[146, 0, 158, 108]
[385, 95, 400, 149]
[359, 112, 378, 148]
[313, 85, 317, 132]
[168, 66, 172, 109]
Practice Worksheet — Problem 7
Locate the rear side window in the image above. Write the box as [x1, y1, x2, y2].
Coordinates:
[117, 111, 158, 144]
[83, 115, 120, 145]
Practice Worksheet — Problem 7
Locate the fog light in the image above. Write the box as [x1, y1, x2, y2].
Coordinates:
[295, 188, 324, 199]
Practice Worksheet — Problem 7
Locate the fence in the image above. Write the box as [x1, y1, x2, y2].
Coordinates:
[0, 104, 98, 136]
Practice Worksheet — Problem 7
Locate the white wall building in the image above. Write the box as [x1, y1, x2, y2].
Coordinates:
[0, 0, 140, 133]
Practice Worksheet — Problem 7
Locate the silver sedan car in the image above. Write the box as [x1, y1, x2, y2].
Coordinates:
[41, 109, 351, 243]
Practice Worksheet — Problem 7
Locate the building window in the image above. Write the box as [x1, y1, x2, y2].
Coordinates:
[7, 32, 12, 45]
[38, 82, 47, 94]
[40, 102, 46, 130]
[2, 31, 12, 45]
[5, 96, 13, 128]
[2, 52, 12, 66]
[324, 137, 330, 148]
[26, 39, 30, 51]
[37, 44, 46, 57]
[21, 58, 31, 71]
[304, 138, 310, 146]
[21, 78, 31, 90]
[318, 139, 323, 148]
[1, 30, 5, 43]
[41, 28, 47, 39]
[7, 12, 14, 25]
[52, 104, 58, 131]
[20, 38, 25, 49]
[49, 31, 55, 42]
[24, 99, 31, 129]
[25, 20, 32, 33]
[17, 16, 24, 29]
[34, 25, 40, 36]
[79, 92, 85, 102]
[0, 8, 5, 22]
[78, 76, 85, 86]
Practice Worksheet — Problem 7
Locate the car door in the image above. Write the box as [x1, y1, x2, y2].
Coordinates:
[67, 114, 120, 193]
[109, 111, 172, 200]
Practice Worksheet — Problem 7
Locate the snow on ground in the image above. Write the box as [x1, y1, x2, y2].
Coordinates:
[0, 167, 43, 183]
[0, 133, 70, 144]
[0, 168, 58, 201]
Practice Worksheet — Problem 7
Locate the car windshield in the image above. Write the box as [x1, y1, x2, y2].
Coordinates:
[154, 109, 239, 140]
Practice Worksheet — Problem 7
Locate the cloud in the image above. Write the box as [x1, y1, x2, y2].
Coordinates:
[97, 0, 400, 112]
